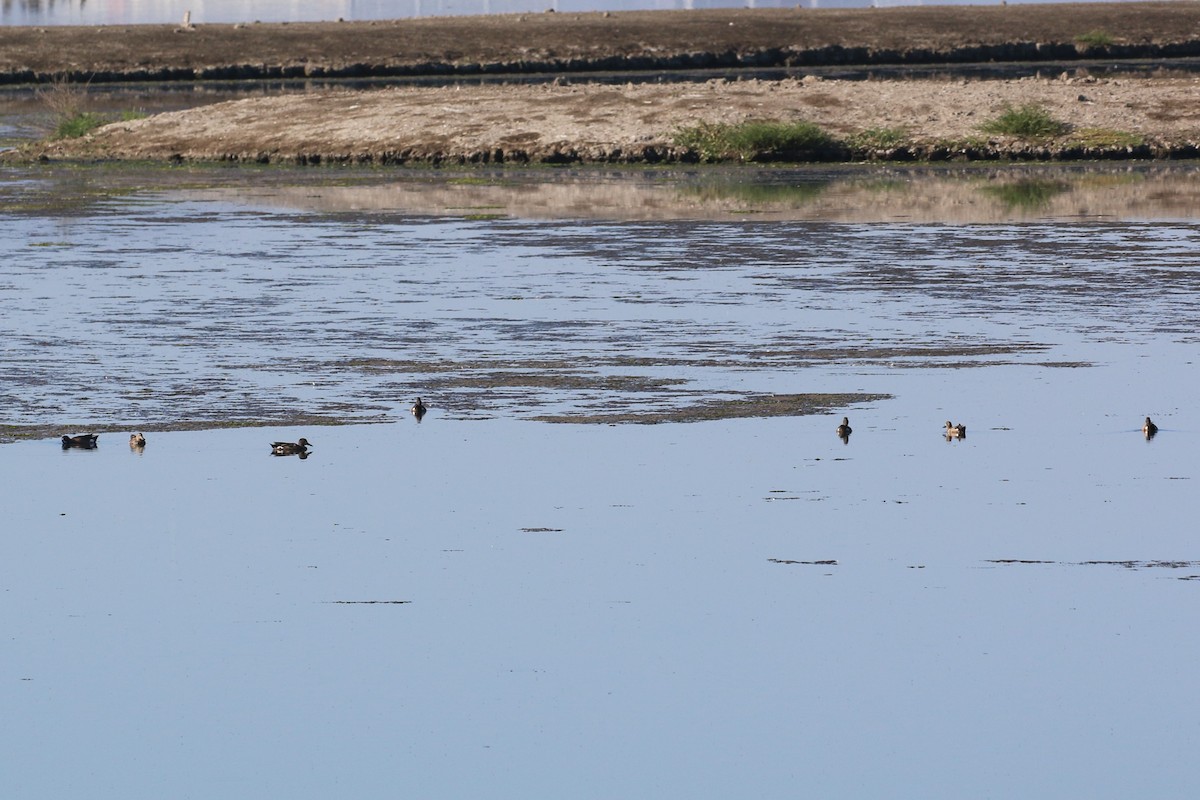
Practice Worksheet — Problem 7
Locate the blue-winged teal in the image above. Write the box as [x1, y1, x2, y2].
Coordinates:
[1143, 417, 1158, 438]
[945, 421, 966, 438]
[271, 438, 312, 456]
[411, 398, 427, 420]
[836, 417, 852, 438]
[61, 433, 98, 449]
[129, 433, 146, 448]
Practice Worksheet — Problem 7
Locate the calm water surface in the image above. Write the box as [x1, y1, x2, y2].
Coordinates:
[3, 163, 1199, 798]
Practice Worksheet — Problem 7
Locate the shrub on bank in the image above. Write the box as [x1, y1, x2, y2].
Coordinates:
[1074, 29, 1116, 48]
[36, 75, 148, 140]
[673, 120, 837, 161]
[980, 104, 1070, 138]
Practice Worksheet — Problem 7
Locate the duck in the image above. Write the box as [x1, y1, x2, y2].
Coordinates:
[411, 397, 427, 420]
[1143, 417, 1158, 438]
[271, 437, 312, 456]
[129, 432, 146, 448]
[61, 433, 99, 449]
[836, 416, 852, 438]
[945, 421, 966, 438]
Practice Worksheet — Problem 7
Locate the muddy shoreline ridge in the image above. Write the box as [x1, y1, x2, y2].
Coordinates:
[7, 3, 1200, 164]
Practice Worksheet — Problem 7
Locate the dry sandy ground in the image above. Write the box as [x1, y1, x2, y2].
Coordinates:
[2, 3, 1199, 83]
[28, 73, 1200, 164]
[7, 3, 1200, 163]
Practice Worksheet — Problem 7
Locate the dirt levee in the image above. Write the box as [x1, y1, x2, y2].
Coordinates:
[9, 3, 1200, 164]
[2, 3, 1200, 83]
[26, 75, 1200, 164]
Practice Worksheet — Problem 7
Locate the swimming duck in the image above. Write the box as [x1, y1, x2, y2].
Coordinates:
[1143, 417, 1158, 438]
[61, 433, 99, 449]
[945, 421, 966, 438]
[411, 398, 427, 421]
[836, 416, 852, 438]
[129, 433, 146, 448]
[271, 437, 312, 456]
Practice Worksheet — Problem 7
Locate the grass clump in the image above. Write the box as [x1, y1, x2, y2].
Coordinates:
[1074, 30, 1116, 48]
[980, 104, 1070, 138]
[50, 109, 146, 140]
[1069, 128, 1144, 149]
[52, 111, 109, 140]
[673, 120, 836, 162]
[846, 126, 908, 152]
[35, 75, 147, 140]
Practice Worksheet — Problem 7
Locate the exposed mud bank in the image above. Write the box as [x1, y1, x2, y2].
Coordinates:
[2, 4, 1200, 85]
[18, 74, 1200, 165]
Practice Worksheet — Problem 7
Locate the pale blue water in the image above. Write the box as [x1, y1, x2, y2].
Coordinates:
[3, 163, 1200, 798]
[0, 0, 1148, 27]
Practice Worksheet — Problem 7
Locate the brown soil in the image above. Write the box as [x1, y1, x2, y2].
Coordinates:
[24, 71, 1200, 164]
[7, 3, 1200, 164]
[3, 3, 1200, 82]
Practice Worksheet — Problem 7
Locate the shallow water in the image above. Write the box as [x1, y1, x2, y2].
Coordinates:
[3, 162, 1200, 798]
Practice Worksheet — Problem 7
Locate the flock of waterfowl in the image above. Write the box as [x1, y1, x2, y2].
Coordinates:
[835, 416, 1161, 443]
[831, 415, 968, 444]
[61, 431, 153, 451]
[57, 406, 1164, 453]
[58, 398, 435, 457]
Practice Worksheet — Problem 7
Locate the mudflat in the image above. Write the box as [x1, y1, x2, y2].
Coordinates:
[3, 3, 1200, 82]
[8, 3, 1200, 164]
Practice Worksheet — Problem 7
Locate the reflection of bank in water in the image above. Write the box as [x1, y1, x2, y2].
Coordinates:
[171, 165, 1200, 225]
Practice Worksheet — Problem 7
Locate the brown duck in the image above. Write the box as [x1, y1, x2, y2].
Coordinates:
[271, 438, 313, 456]
[61, 433, 99, 449]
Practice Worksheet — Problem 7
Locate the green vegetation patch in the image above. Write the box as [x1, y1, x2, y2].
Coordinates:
[34, 75, 148, 141]
[847, 126, 909, 152]
[673, 120, 838, 162]
[1074, 30, 1116, 48]
[1068, 128, 1144, 149]
[52, 112, 109, 140]
[52, 109, 149, 140]
[980, 104, 1070, 138]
